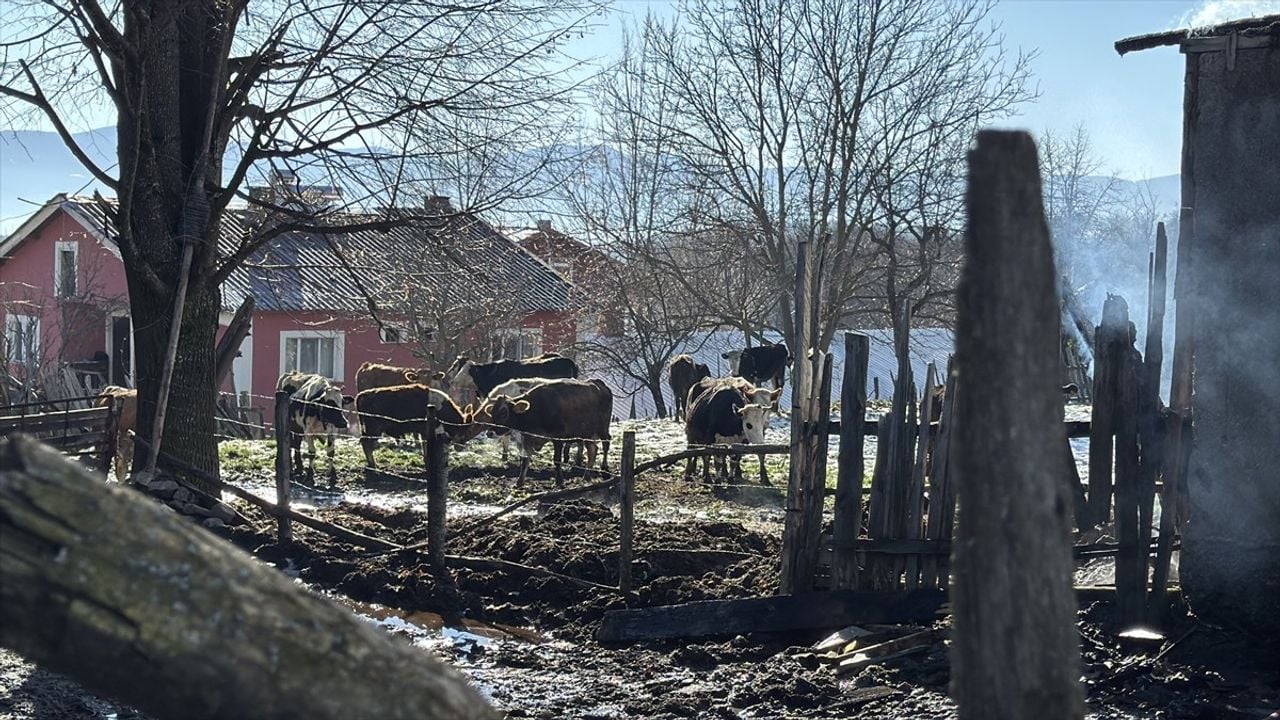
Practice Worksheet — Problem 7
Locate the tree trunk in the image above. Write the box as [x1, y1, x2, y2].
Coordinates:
[0, 435, 496, 720]
[129, 277, 222, 492]
[951, 130, 1083, 720]
[647, 370, 668, 419]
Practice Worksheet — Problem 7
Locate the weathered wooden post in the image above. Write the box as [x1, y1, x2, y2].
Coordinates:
[922, 358, 958, 588]
[618, 430, 636, 593]
[780, 239, 811, 594]
[1103, 296, 1145, 628]
[833, 332, 869, 590]
[905, 363, 937, 591]
[425, 405, 448, 573]
[273, 390, 292, 544]
[951, 130, 1083, 720]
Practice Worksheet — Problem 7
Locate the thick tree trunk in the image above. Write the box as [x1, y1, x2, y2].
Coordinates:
[0, 435, 496, 720]
[129, 277, 222, 492]
[950, 131, 1083, 720]
[647, 370, 668, 419]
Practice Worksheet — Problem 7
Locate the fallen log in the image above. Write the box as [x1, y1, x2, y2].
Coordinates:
[0, 434, 496, 720]
[220, 480, 402, 553]
[596, 589, 948, 643]
[632, 443, 790, 476]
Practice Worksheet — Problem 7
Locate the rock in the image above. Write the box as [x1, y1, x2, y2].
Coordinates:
[202, 518, 227, 530]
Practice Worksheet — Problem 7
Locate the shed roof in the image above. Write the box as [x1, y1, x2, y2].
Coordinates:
[1115, 13, 1280, 55]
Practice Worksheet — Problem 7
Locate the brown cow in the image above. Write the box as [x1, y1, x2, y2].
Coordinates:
[355, 383, 480, 470]
[95, 385, 137, 482]
[474, 378, 612, 488]
[668, 354, 711, 421]
[355, 361, 427, 393]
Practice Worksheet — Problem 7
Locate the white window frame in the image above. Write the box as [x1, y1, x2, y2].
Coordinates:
[279, 330, 345, 381]
[379, 325, 408, 344]
[494, 327, 542, 360]
[106, 310, 135, 387]
[5, 314, 40, 365]
[54, 240, 79, 298]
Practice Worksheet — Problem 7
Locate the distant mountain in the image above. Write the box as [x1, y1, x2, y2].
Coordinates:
[0, 128, 117, 233]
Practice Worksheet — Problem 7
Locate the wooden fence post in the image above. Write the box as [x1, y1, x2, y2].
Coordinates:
[922, 357, 958, 588]
[619, 430, 636, 593]
[273, 390, 292, 545]
[1107, 296, 1145, 628]
[426, 405, 449, 573]
[951, 130, 1083, 720]
[1139, 222, 1170, 621]
[833, 333, 869, 590]
[780, 238, 811, 595]
[905, 363, 937, 591]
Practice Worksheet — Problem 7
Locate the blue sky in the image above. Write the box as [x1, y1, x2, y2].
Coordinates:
[565, 0, 1280, 180]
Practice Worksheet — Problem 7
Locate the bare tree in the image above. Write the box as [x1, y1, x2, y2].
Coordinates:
[0, 0, 600, 486]
[563, 26, 707, 417]
[633, 0, 1032, 359]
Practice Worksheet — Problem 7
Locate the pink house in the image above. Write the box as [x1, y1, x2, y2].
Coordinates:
[0, 194, 576, 403]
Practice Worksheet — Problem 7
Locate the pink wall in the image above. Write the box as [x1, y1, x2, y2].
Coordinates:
[0, 208, 129, 372]
[249, 310, 424, 402]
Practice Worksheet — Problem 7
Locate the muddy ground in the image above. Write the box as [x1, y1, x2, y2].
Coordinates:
[2, 451, 1278, 718]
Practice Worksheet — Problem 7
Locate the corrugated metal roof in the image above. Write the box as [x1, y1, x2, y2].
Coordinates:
[63, 197, 570, 314]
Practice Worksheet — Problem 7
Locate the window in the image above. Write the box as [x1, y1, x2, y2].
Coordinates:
[5, 314, 39, 364]
[280, 331, 344, 380]
[380, 325, 406, 344]
[55, 241, 78, 298]
[494, 327, 543, 360]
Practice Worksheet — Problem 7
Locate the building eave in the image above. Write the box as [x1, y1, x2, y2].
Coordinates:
[1116, 13, 1280, 55]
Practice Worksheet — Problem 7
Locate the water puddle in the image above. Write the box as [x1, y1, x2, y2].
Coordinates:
[332, 596, 549, 646]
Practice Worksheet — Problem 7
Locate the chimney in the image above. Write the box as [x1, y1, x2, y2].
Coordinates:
[536, 219, 554, 234]
[424, 195, 453, 214]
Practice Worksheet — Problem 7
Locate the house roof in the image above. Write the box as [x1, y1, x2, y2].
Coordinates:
[1115, 13, 1280, 55]
[3, 195, 572, 314]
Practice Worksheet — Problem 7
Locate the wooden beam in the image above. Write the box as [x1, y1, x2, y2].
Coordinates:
[213, 295, 254, 390]
[0, 435, 496, 720]
[597, 589, 947, 643]
[833, 332, 869, 589]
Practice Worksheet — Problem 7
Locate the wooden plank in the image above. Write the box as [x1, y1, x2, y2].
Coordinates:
[1103, 296, 1146, 628]
[865, 414, 893, 589]
[827, 418, 1090, 439]
[0, 407, 110, 434]
[833, 332, 870, 590]
[922, 358, 958, 589]
[951, 131, 1083, 720]
[273, 391, 292, 544]
[780, 238, 811, 595]
[618, 430, 636, 593]
[596, 589, 948, 643]
[905, 364, 937, 590]
[425, 406, 449, 572]
[834, 629, 942, 673]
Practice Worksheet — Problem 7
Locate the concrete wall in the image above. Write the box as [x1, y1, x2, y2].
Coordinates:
[1180, 43, 1280, 634]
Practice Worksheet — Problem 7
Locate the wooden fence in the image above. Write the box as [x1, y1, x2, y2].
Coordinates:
[0, 395, 120, 475]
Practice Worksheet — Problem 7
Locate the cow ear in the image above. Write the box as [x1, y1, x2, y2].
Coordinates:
[513, 400, 531, 414]
[431, 371, 446, 381]
[770, 388, 782, 402]
[342, 395, 355, 407]
[733, 405, 746, 416]
[463, 403, 474, 417]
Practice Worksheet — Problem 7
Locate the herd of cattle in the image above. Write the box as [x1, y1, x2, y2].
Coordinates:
[90, 341, 795, 487]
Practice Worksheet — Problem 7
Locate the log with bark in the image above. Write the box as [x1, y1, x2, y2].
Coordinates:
[0, 434, 496, 720]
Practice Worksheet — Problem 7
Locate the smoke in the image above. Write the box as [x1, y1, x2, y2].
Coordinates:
[1180, 0, 1280, 28]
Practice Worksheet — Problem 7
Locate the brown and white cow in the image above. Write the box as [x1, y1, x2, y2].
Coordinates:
[668, 354, 711, 421]
[355, 361, 428, 394]
[474, 378, 612, 488]
[684, 377, 780, 484]
[355, 383, 479, 470]
[95, 385, 138, 481]
[277, 371, 354, 487]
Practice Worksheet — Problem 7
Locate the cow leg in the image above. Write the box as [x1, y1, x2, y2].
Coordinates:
[501, 435, 510, 463]
[290, 431, 303, 475]
[703, 453, 712, 484]
[517, 454, 531, 489]
[599, 437, 610, 475]
[758, 452, 769, 485]
[685, 455, 696, 481]
[361, 436, 379, 469]
[305, 434, 317, 483]
[583, 442, 597, 482]
[575, 442, 585, 473]
[553, 441, 565, 488]
[732, 455, 744, 483]
[326, 431, 337, 488]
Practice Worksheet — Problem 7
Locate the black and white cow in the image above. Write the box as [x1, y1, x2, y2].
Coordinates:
[277, 371, 354, 487]
[683, 377, 780, 484]
[443, 354, 579, 401]
[722, 342, 791, 391]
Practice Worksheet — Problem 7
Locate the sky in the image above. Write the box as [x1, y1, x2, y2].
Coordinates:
[563, 0, 1280, 181]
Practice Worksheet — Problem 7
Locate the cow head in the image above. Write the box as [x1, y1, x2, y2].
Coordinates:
[448, 359, 477, 396]
[318, 387, 353, 430]
[693, 363, 711, 383]
[476, 395, 530, 428]
[734, 402, 772, 444]
[721, 349, 743, 375]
